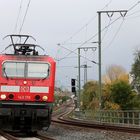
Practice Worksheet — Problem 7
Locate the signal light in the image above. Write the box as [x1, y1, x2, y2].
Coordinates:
[71, 79, 76, 86]
[71, 79, 76, 93]
[72, 87, 76, 93]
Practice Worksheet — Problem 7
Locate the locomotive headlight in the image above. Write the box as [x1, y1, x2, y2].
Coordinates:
[42, 96, 48, 101]
[0, 94, 6, 100]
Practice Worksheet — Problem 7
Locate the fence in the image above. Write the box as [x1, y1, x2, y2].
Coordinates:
[72, 110, 140, 128]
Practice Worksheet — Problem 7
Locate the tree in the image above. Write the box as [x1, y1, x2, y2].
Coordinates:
[131, 50, 140, 93]
[102, 83, 112, 109]
[82, 81, 99, 110]
[110, 80, 137, 110]
[103, 64, 129, 84]
[129, 94, 140, 109]
[104, 101, 120, 110]
[102, 64, 129, 110]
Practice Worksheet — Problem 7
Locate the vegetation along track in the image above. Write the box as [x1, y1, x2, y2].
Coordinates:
[52, 103, 140, 134]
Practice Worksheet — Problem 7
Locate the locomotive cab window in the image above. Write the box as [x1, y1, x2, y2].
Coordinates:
[27, 63, 50, 78]
[3, 61, 50, 79]
[3, 62, 25, 78]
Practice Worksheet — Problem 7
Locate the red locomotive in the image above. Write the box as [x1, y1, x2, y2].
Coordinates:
[0, 35, 56, 132]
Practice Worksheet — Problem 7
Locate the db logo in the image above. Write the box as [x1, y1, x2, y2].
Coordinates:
[20, 86, 30, 92]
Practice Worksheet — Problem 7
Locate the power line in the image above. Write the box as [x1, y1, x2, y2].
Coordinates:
[67, 1, 140, 49]
[126, 9, 140, 17]
[75, 16, 122, 47]
[14, 0, 23, 33]
[19, 0, 31, 34]
[56, 16, 125, 62]
[103, 19, 125, 51]
[102, 1, 140, 50]
[56, 44, 98, 64]
[55, 46, 77, 62]
[57, 66, 78, 68]
[56, 1, 140, 63]
[101, 18, 112, 41]
[126, 14, 140, 19]
[125, 9, 140, 19]
[56, 0, 113, 62]
[128, 1, 140, 11]
[61, 0, 113, 44]
[58, 56, 78, 59]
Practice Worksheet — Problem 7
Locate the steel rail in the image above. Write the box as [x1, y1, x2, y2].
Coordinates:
[58, 117, 140, 134]
[52, 104, 140, 134]
[0, 130, 19, 140]
[37, 132, 56, 140]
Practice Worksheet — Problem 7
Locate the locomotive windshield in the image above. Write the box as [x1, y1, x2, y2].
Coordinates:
[3, 61, 50, 79]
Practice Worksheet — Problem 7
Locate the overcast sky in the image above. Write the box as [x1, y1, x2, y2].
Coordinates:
[0, 0, 140, 89]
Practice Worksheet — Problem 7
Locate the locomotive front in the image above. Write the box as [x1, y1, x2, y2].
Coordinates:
[0, 35, 56, 132]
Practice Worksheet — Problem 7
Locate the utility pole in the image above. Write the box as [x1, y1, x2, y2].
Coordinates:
[75, 64, 92, 85]
[78, 47, 96, 110]
[81, 64, 92, 85]
[97, 10, 127, 113]
[83, 64, 88, 85]
[78, 48, 81, 111]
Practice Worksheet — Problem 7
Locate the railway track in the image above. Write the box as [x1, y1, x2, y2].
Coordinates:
[0, 130, 19, 140]
[37, 132, 56, 140]
[52, 103, 140, 134]
[0, 130, 56, 140]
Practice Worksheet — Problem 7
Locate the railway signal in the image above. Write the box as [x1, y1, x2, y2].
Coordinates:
[71, 78, 78, 109]
[71, 78, 76, 93]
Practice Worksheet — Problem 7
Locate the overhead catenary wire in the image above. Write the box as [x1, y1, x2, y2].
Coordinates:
[56, 0, 113, 62]
[128, 1, 140, 11]
[124, 1, 140, 18]
[56, 16, 121, 61]
[63, 13, 126, 52]
[125, 10, 140, 20]
[126, 14, 140, 19]
[58, 56, 78, 59]
[55, 47, 78, 62]
[73, 16, 122, 47]
[13, 0, 23, 33]
[57, 65, 78, 68]
[56, 16, 120, 63]
[57, 1, 140, 62]
[102, 1, 140, 50]
[61, 0, 113, 45]
[103, 18, 125, 51]
[19, 0, 31, 34]
[126, 9, 140, 17]
[56, 44, 98, 64]
[101, 18, 112, 41]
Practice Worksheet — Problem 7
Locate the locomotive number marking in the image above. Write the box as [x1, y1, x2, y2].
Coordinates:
[18, 95, 31, 100]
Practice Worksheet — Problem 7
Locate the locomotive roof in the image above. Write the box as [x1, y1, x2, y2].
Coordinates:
[0, 54, 55, 63]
